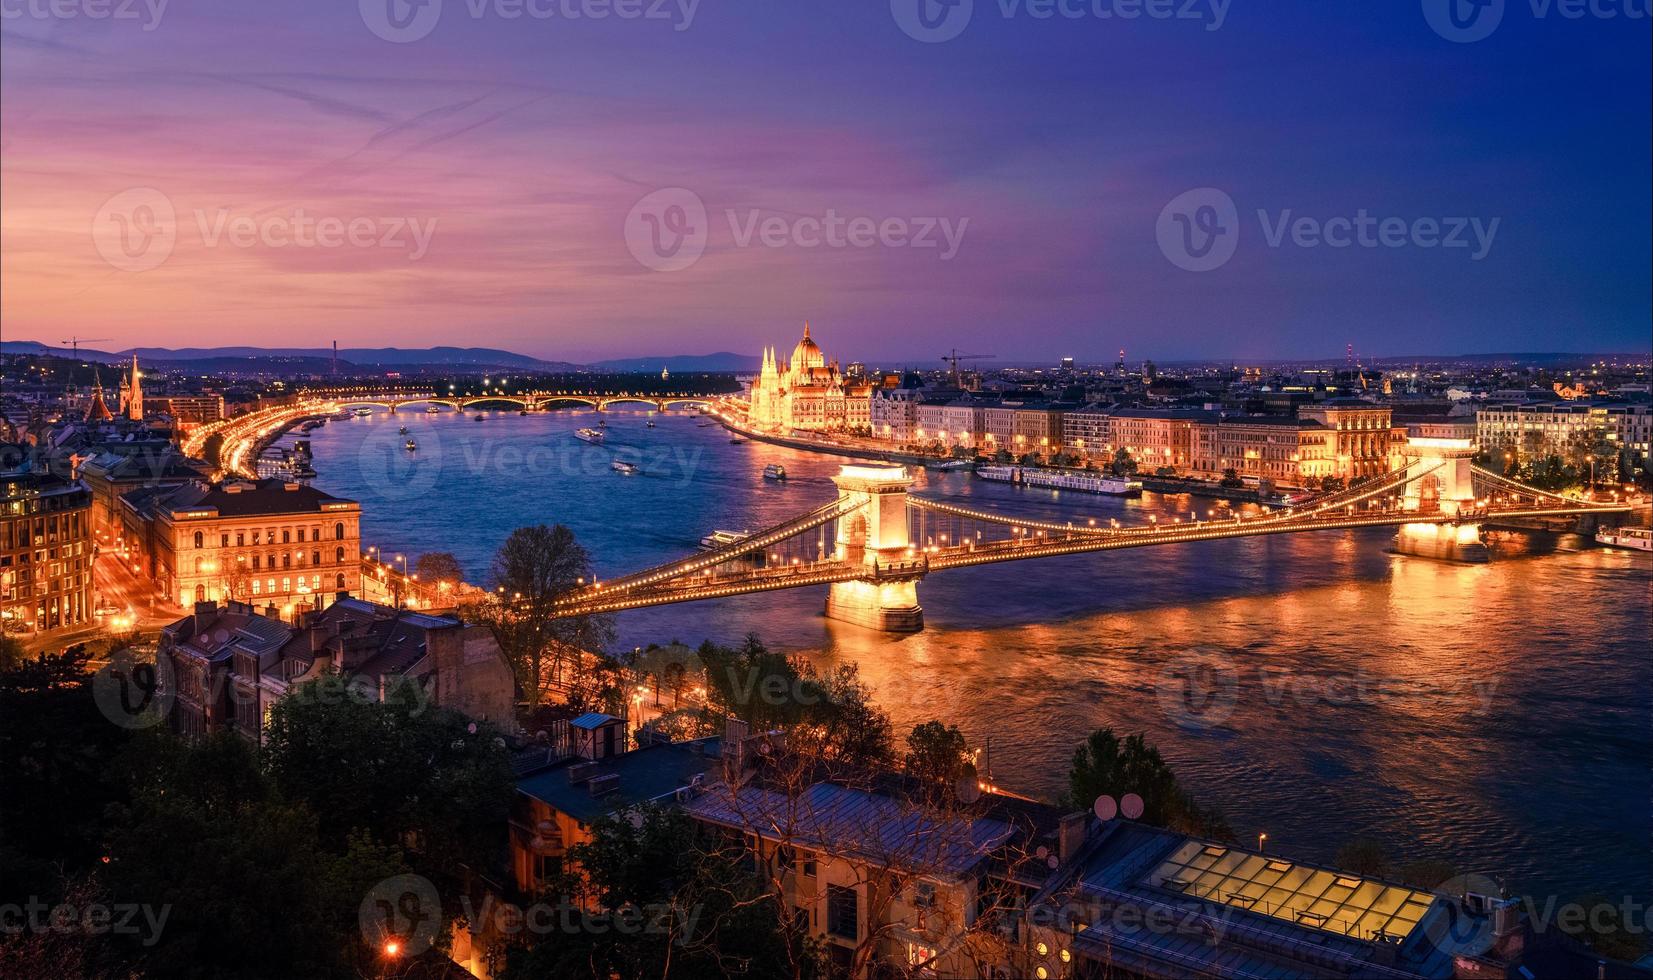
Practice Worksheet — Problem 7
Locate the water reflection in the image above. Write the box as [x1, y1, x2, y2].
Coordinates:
[283, 410, 1651, 903]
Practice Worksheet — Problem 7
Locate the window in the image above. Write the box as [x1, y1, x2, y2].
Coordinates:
[312, 551, 321, 566]
[335, 573, 346, 589]
[912, 881, 936, 909]
[334, 522, 345, 540]
[252, 579, 261, 595]
[193, 531, 203, 549]
[282, 530, 290, 543]
[296, 528, 305, 542]
[802, 858, 817, 878]
[825, 885, 857, 941]
[236, 532, 244, 546]
[335, 547, 345, 564]
[220, 534, 229, 547]
[252, 556, 261, 570]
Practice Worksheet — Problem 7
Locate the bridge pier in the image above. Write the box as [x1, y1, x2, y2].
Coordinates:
[823, 465, 924, 632]
[1394, 434, 1488, 562]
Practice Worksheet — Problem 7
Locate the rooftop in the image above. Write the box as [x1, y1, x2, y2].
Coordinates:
[517, 738, 721, 825]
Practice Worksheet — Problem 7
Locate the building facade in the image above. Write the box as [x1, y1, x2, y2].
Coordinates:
[1300, 401, 1394, 479]
[916, 399, 985, 450]
[1107, 409, 1213, 472]
[1190, 417, 1338, 487]
[133, 478, 362, 612]
[160, 595, 514, 740]
[748, 324, 874, 433]
[1476, 401, 1651, 479]
[869, 387, 922, 445]
[1061, 404, 1114, 463]
[0, 472, 94, 636]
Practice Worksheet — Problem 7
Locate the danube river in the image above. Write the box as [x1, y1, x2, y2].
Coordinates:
[278, 408, 1650, 905]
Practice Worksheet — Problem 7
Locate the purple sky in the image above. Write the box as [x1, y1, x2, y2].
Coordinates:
[2, 1, 1647, 363]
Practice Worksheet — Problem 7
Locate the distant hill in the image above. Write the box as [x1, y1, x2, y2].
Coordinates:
[589, 352, 758, 373]
[1, 341, 580, 373]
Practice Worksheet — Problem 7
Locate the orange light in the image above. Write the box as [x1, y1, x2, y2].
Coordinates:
[384, 940, 401, 956]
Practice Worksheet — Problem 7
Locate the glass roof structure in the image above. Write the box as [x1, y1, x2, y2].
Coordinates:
[1148, 840, 1439, 942]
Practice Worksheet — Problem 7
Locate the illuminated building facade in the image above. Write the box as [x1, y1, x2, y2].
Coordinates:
[1190, 417, 1338, 487]
[134, 478, 361, 612]
[0, 472, 93, 635]
[1299, 401, 1394, 479]
[748, 324, 873, 433]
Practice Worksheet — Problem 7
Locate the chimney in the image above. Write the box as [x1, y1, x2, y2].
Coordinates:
[193, 600, 216, 632]
[1058, 811, 1089, 864]
[724, 717, 751, 776]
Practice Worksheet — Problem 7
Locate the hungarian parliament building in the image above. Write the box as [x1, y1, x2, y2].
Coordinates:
[747, 323, 873, 433]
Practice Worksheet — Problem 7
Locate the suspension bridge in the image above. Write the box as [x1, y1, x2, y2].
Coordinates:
[554, 434, 1631, 631]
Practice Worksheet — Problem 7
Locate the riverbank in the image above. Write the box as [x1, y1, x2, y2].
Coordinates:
[714, 410, 1284, 504]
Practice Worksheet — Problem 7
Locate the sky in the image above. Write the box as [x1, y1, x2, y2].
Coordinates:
[1, 1, 1648, 364]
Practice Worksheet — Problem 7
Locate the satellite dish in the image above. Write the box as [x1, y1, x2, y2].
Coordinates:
[955, 776, 981, 803]
[1121, 793, 1145, 820]
[1035, 845, 1049, 860]
[1093, 795, 1118, 821]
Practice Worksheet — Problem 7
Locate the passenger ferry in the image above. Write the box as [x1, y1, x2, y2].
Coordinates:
[610, 460, 638, 476]
[425, 406, 440, 414]
[574, 427, 605, 444]
[927, 459, 972, 472]
[353, 407, 373, 417]
[763, 464, 787, 481]
[976, 465, 1143, 497]
[1595, 526, 1652, 552]
[699, 529, 751, 551]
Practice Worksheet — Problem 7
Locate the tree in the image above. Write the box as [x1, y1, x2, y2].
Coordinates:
[699, 638, 892, 768]
[1066, 728, 1230, 839]
[903, 720, 973, 786]
[504, 807, 819, 980]
[468, 524, 614, 708]
[260, 674, 515, 883]
[414, 551, 465, 590]
[1219, 467, 1244, 489]
[1110, 447, 1137, 477]
[1335, 838, 1390, 878]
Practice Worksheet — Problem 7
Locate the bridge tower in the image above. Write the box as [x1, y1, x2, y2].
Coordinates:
[824, 465, 925, 632]
[1396, 427, 1488, 562]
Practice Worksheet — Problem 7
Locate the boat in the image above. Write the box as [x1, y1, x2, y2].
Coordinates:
[610, 460, 638, 475]
[976, 465, 1143, 497]
[353, 408, 372, 417]
[597, 419, 607, 428]
[425, 406, 440, 414]
[574, 427, 605, 444]
[474, 413, 485, 422]
[763, 464, 787, 481]
[404, 439, 417, 452]
[696, 421, 714, 428]
[398, 426, 409, 435]
[646, 420, 656, 428]
[1595, 526, 1652, 551]
[927, 459, 972, 471]
[729, 437, 746, 445]
[699, 529, 751, 551]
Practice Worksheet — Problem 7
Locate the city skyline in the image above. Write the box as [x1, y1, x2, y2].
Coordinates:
[2, 3, 1648, 361]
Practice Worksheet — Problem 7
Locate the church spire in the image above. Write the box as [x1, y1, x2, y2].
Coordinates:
[126, 354, 144, 420]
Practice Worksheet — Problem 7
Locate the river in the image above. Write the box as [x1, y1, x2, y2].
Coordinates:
[275, 408, 1651, 906]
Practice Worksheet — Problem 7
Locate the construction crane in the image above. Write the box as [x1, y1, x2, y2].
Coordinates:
[941, 349, 995, 388]
[61, 337, 111, 359]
